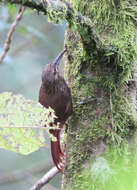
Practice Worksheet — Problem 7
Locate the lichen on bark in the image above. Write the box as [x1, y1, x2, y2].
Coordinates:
[63, 0, 137, 189]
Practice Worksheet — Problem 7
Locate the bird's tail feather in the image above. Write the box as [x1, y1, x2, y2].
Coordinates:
[50, 129, 64, 173]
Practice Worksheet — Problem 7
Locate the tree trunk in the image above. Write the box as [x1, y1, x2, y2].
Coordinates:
[63, 0, 137, 189]
[2, 0, 137, 189]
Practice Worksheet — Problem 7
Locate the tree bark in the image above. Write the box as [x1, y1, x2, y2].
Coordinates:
[1, 0, 137, 189]
[63, 0, 137, 189]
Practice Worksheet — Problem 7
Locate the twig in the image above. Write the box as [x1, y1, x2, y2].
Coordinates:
[10, 0, 46, 14]
[0, 161, 52, 185]
[30, 166, 59, 190]
[0, 125, 60, 130]
[0, 6, 25, 63]
[74, 96, 96, 108]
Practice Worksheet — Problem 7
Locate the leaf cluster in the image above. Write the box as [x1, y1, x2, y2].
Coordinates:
[0, 92, 58, 155]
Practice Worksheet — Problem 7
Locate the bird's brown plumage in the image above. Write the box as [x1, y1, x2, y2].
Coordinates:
[39, 50, 72, 172]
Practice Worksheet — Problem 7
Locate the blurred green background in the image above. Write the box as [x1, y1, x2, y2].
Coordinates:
[0, 5, 65, 190]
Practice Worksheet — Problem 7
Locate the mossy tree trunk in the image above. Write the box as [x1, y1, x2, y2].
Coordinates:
[2, 0, 137, 189]
[63, 0, 137, 189]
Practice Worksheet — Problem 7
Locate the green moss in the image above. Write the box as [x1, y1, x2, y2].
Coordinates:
[69, 0, 137, 88]
[67, 144, 137, 190]
[107, 90, 136, 144]
[71, 0, 137, 34]
[64, 0, 137, 187]
[66, 116, 107, 177]
[65, 26, 136, 177]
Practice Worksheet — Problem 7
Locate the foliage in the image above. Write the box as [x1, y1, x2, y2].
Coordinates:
[0, 92, 58, 155]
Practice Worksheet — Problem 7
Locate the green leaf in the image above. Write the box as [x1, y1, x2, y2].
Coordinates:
[0, 92, 58, 155]
[7, 4, 17, 18]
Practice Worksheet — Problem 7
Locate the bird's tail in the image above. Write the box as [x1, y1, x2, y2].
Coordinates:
[50, 129, 64, 173]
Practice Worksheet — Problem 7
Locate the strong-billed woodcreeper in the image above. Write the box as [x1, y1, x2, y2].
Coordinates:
[39, 49, 73, 172]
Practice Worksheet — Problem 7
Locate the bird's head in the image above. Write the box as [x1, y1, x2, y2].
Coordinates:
[42, 49, 66, 85]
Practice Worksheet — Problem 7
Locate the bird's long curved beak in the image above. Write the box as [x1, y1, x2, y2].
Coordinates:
[54, 49, 66, 67]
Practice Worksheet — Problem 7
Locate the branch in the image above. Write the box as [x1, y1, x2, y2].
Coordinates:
[0, 6, 25, 63]
[0, 161, 52, 185]
[30, 166, 59, 190]
[6, 0, 47, 13]
[4, 0, 104, 52]
[0, 162, 59, 190]
[3, 0, 118, 60]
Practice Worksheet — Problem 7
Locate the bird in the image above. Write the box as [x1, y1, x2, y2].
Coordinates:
[39, 49, 73, 173]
